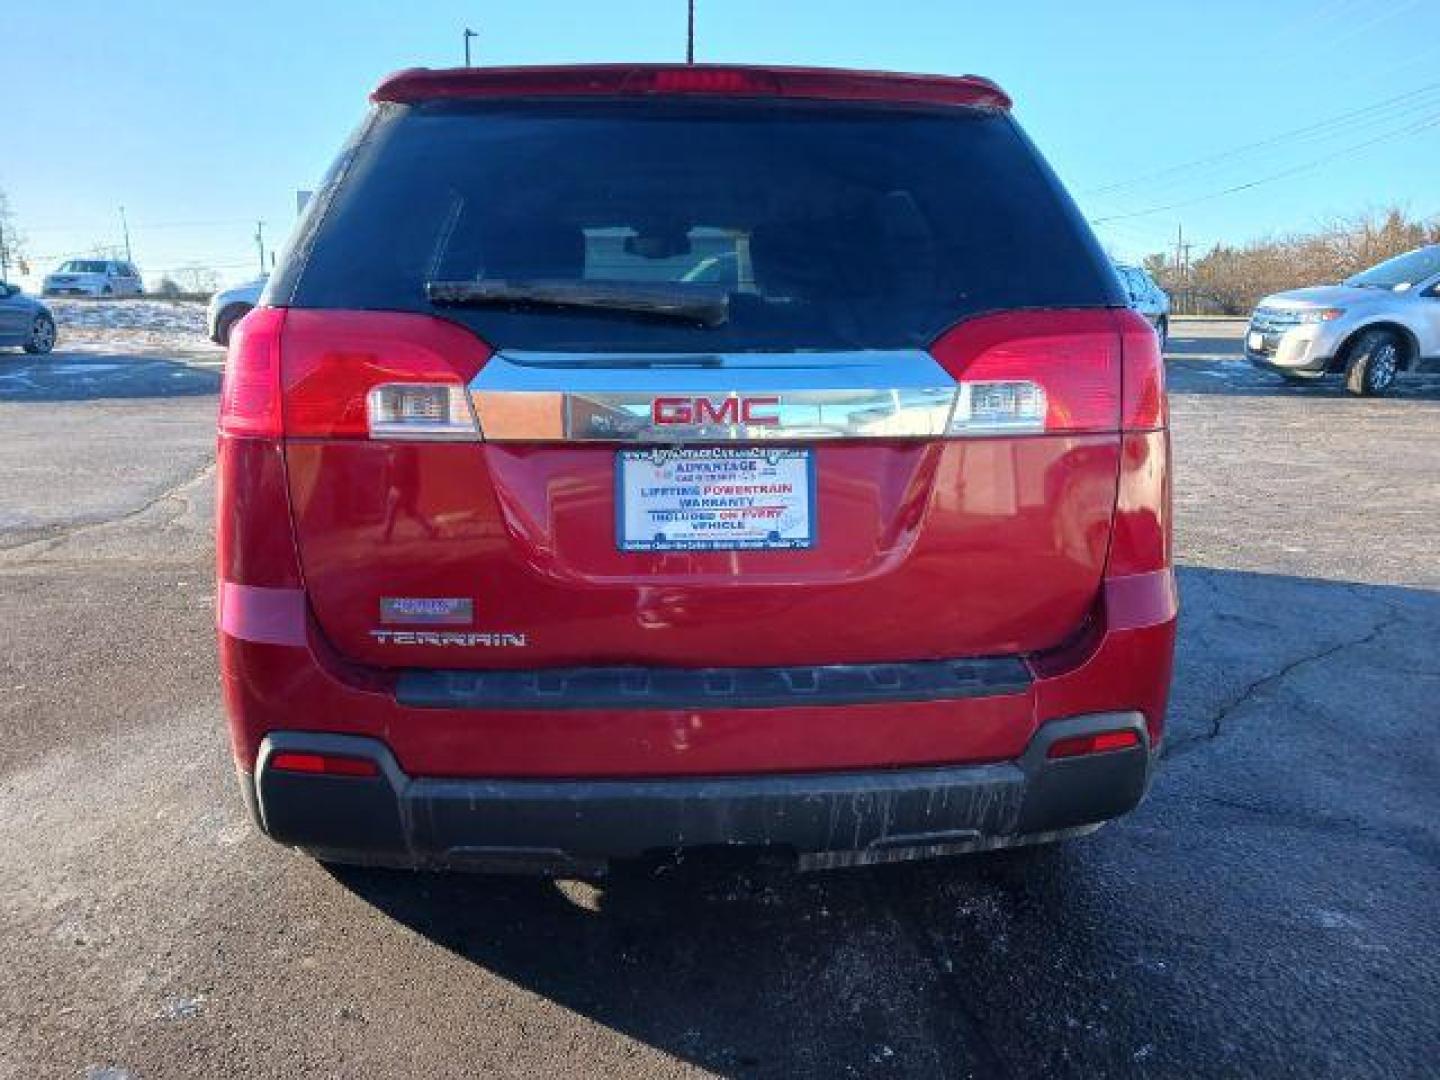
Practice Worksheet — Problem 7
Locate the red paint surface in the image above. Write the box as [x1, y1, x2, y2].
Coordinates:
[219, 576, 1174, 777]
[287, 435, 1120, 669]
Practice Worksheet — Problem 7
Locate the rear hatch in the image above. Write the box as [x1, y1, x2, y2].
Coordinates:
[270, 70, 1129, 672]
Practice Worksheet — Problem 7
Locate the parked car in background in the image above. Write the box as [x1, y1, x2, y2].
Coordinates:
[1114, 263, 1170, 349]
[0, 281, 56, 353]
[1246, 244, 1440, 396]
[42, 259, 144, 297]
[207, 275, 267, 345]
[217, 63, 1174, 876]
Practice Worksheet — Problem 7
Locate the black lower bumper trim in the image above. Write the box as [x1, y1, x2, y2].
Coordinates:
[250, 714, 1152, 872]
[396, 655, 1031, 711]
[1246, 353, 1328, 378]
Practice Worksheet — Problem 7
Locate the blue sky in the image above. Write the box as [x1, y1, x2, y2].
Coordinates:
[3, 0, 1438, 285]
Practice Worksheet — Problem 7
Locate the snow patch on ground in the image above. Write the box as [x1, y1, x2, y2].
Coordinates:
[47, 299, 220, 358]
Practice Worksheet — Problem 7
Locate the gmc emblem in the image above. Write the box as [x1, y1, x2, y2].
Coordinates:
[651, 396, 781, 426]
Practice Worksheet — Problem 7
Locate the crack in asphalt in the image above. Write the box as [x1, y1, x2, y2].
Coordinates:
[0, 459, 214, 560]
[1164, 614, 1402, 760]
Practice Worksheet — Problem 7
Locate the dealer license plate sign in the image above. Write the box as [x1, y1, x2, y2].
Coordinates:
[616, 447, 816, 552]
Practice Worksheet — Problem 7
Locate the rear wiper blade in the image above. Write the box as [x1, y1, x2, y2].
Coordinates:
[426, 279, 729, 327]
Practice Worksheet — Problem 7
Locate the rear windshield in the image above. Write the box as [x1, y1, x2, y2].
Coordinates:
[279, 99, 1121, 351]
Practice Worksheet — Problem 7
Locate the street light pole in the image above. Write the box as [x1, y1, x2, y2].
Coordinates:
[464, 27, 478, 67]
[686, 0, 695, 64]
[255, 221, 266, 277]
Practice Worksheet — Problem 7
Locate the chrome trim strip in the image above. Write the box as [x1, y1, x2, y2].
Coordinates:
[469, 349, 958, 442]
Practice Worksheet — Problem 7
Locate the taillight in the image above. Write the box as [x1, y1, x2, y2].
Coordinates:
[1117, 308, 1167, 430]
[647, 67, 780, 94]
[931, 311, 1122, 435]
[1108, 315, 1173, 577]
[218, 306, 286, 437]
[279, 311, 492, 439]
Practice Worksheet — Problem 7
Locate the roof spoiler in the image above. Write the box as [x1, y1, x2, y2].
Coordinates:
[371, 63, 1011, 111]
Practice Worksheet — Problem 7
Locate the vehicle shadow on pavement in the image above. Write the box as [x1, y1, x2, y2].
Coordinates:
[327, 847, 1080, 1076]
[327, 566, 1440, 1078]
[0, 352, 219, 402]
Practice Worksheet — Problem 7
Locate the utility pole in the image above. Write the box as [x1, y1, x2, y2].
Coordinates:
[119, 205, 133, 264]
[1174, 223, 1192, 315]
[464, 27, 478, 67]
[686, 0, 695, 63]
[254, 221, 266, 277]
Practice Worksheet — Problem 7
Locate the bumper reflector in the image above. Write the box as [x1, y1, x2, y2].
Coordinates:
[1045, 729, 1141, 760]
[270, 751, 380, 778]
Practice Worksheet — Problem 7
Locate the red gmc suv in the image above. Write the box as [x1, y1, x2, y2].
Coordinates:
[217, 64, 1175, 874]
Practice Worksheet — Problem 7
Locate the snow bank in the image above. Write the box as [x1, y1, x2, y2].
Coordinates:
[46, 299, 219, 357]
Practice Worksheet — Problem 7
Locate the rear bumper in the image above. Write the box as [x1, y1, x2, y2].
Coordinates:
[247, 712, 1154, 872]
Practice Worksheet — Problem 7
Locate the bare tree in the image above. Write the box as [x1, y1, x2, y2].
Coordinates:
[0, 188, 26, 281]
[174, 265, 220, 295]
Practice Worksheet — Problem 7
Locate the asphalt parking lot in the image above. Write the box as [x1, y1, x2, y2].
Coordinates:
[1, 318, 1436, 1078]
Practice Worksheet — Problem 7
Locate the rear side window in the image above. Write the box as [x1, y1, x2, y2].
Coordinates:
[281, 99, 1121, 351]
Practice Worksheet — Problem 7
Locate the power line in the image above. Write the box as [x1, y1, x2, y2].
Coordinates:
[1083, 80, 1440, 198]
[1103, 92, 1440, 205]
[1091, 110, 1440, 224]
[21, 216, 259, 234]
[1305, 0, 1423, 61]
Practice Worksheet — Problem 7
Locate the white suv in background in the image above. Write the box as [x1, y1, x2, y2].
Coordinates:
[42, 259, 144, 297]
[1246, 245, 1440, 397]
[206, 275, 267, 345]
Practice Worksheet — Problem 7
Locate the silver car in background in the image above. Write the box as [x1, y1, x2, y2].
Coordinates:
[0, 281, 57, 353]
[1115, 263, 1171, 348]
[42, 259, 144, 297]
[1246, 244, 1440, 396]
[206, 275, 266, 345]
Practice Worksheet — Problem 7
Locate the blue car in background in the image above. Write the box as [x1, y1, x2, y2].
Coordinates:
[1114, 263, 1171, 349]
